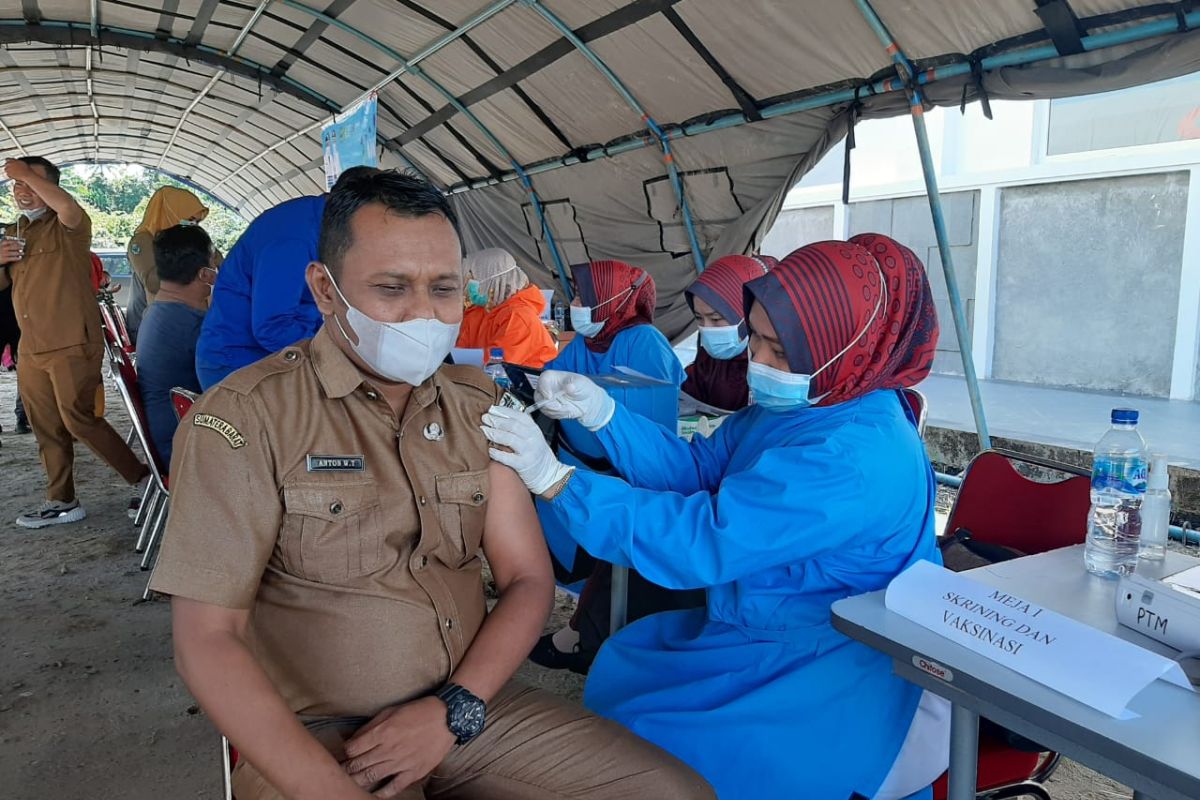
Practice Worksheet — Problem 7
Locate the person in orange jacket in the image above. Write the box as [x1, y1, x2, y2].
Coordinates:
[457, 248, 557, 369]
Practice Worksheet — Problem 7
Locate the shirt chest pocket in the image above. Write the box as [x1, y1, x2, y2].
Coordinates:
[279, 482, 382, 584]
[434, 469, 489, 567]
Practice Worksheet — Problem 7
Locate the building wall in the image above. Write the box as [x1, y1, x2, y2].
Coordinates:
[848, 192, 979, 376]
[992, 172, 1189, 397]
[759, 205, 834, 259]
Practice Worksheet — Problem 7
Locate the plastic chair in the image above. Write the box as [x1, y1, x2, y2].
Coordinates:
[933, 449, 1090, 800]
[100, 335, 171, 596]
[222, 735, 238, 800]
[171, 387, 198, 421]
[900, 387, 928, 438]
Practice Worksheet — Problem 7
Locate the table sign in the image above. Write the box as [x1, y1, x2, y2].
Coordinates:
[885, 560, 1192, 718]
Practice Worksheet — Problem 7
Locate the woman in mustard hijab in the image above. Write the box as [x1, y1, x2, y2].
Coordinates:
[125, 187, 210, 343]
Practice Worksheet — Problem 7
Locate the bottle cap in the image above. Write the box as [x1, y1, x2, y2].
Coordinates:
[1149, 455, 1170, 491]
[1111, 408, 1139, 425]
[489, 347, 504, 360]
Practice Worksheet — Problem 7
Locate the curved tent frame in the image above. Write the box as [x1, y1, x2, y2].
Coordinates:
[2, 0, 1200, 448]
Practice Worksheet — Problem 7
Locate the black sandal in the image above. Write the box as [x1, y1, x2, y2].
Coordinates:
[528, 632, 595, 675]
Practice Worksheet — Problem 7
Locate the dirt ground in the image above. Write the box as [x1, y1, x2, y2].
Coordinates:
[0, 373, 1133, 799]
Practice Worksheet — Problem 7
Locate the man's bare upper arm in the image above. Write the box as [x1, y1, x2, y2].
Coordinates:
[172, 596, 252, 649]
[481, 461, 552, 592]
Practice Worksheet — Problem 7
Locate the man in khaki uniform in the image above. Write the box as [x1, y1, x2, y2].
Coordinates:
[149, 169, 713, 800]
[0, 156, 149, 528]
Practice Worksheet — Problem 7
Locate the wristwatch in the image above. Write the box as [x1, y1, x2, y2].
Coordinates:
[435, 683, 487, 745]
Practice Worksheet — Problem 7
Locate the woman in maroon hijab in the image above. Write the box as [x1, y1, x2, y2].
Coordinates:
[682, 254, 776, 412]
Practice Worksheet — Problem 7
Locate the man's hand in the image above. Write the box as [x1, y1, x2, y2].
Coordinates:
[0, 238, 24, 264]
[3, 158, 33, 183]
[342, 697, 455, 797]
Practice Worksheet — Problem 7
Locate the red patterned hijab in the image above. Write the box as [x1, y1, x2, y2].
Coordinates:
[685, 254, 777, 337]
[572, 260, 657, 354]
[744, 236, 938, 406]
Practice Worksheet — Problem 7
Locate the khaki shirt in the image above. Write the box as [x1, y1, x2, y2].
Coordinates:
[127, 230, 159, 303]
[3, 210, 98, 355]
[150, 326, 503, 717]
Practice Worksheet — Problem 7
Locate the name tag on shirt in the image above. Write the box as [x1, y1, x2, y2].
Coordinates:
[306, 454, 365, 472]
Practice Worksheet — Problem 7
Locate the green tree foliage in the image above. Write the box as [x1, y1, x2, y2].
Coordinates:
[0, 164, 247, 253]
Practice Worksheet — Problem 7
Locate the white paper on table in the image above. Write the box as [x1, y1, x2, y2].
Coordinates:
[1163, 565, 1200, 598]
[451, 348, 484, 368]
[886, 560, 1193, 719]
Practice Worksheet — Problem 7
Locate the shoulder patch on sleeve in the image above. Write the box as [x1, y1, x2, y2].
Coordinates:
[441, 364, 497, 397]
[193, 413, 247, 449]
[218, 345, 309, 395]
[130, 242, 141, 255]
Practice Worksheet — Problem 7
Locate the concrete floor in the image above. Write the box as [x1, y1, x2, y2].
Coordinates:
[918, 375, 1200, 469]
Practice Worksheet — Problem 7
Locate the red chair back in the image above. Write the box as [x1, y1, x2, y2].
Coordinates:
[171, 388, 198, 422]
[98, 296, 134, 357]
[900, 388, 928, 438]
[107, 346, 167, 479]
[944, 450, 1090, 555]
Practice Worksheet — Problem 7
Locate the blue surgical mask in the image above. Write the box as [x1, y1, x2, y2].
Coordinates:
[569, 304, 604, 338]
[699, 324, 748, 360]
[748, 361, 819, 411]
[21, 207, 48, 222]
[466, 279, 489, 308]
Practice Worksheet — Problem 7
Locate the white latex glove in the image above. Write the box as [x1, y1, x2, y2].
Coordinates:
[534, 370, 615, 431]
[482, 405, 573, 495]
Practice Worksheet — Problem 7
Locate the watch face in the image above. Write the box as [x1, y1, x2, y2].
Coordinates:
[450, 696, 486, 741]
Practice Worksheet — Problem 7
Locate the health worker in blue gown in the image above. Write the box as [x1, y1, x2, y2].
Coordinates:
[481, 235, 945, 800]
[531, 258, 690, 673]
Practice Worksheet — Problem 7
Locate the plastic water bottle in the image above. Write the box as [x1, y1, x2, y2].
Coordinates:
[554, 301, 566, 333]
[484, 347, 511, 390]
[1138, 454, 1171, 562]
[1084, 408, 1148, 578]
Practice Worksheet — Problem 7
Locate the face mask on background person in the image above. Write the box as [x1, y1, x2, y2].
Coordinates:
[325, 266, 460, 386]
[466, 279, 489, 308]
[699, 323, 748, 360]
[569, 304, 604, 338]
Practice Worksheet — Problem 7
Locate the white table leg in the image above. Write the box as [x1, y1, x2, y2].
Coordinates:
[947, 703, 979, 800]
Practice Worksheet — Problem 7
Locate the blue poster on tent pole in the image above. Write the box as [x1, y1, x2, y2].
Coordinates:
[322, 92, 378, 189]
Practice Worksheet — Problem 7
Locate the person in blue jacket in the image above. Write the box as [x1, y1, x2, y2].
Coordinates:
[533, 258, 691, 671]
[482, 235, 945, 800]
[195, 168, 375, 389]
[548, 258, 684, 389]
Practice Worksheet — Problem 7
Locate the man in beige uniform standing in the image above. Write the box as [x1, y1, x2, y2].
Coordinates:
[149, 169, 713, 800]
[0, 156, 149, 529]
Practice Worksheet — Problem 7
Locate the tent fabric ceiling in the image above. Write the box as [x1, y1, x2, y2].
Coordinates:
[1, 1, 1198, 337]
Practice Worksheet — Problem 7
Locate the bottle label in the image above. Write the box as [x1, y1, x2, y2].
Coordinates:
[1092, 457, 1148, 494]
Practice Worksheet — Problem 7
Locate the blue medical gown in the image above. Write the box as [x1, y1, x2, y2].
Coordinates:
[537, 389, 939, 799]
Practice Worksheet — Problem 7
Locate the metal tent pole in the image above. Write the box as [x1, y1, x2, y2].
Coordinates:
[853, 0, 992, 451]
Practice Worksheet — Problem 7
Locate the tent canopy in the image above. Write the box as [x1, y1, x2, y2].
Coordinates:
[2, 1, 1199, 335]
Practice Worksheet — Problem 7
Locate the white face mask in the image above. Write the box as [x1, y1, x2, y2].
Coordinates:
[21, 207, 48, 222]
[325, 266, 460, 386]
